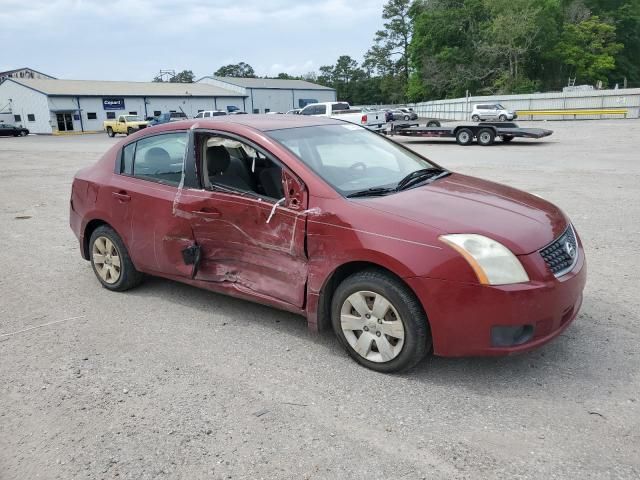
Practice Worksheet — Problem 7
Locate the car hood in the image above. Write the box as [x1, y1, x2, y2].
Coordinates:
[356, 173, 568, 255]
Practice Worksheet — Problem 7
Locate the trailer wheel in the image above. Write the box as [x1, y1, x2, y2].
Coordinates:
[471, 115, 480, 122]
[477, 128, 495, 146]
[502, 135, 514, 143]
[426, 120, 440, 127]
[455, 128, 474, 146]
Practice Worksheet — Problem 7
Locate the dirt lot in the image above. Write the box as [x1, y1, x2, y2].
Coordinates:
[1, 120, 639, 479]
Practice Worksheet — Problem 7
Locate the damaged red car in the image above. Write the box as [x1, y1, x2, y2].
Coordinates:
[70, 115, 586, 372]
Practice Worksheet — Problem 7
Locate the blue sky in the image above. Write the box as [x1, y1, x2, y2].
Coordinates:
[0, 0, 387, 81]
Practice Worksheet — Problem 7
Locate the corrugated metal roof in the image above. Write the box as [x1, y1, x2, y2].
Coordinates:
[8, 78, 245, 97]
[203, 76, 335, 91]
[0, 67, 56, 79]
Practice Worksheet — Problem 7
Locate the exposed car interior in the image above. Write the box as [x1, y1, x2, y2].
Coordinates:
[199, 135, 284, 200]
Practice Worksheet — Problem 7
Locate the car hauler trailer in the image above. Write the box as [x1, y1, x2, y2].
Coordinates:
[385, 122, 553, 146]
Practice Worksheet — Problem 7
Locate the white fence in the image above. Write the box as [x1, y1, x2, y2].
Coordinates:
[405, 88, 640, 121]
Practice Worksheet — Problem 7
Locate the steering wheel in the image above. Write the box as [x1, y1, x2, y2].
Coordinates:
[349, 162, 367, 173]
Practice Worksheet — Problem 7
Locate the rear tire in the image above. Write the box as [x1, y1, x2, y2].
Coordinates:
[455, 128, 474, 146]
[477, 128, 495, 146]
[471, 114, 480, 122]
[106, 127, 115, 137]
[426, 120, 440, 127]
[21, 130, 28, 136]
[404, 115, 410, 121]
[499, 114, 507, 122]
[89, 225, 143, 292]
[331, 270, 430, 373]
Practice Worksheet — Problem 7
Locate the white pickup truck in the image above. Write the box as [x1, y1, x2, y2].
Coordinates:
[299, 102, 385, 130]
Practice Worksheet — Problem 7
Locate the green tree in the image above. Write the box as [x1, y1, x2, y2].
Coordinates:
[585, 0, 640, 85]
[554, 16, 623, 85]
[214, 62, 256, 78]
[408, 0, 490, 100]
[479, 0, 545, 93]
[169, 70, 195, 83]
[365, 0, 413, 100]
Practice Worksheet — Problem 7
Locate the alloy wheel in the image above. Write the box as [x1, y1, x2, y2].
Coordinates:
[340, 291, 405, 363]
[92, 236, 121, 284]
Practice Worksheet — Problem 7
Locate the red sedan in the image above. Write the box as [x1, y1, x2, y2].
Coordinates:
[70, 115, 586, 373]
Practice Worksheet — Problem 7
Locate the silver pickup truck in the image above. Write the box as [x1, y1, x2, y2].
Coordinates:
[299, 102, 385, 130]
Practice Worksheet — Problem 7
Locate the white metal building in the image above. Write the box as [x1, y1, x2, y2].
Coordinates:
[0, 78, 247, 134]
[0, 67, 56, 83]
[196, 76, 336, 114]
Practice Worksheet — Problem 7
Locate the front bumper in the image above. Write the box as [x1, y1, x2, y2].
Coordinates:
[406, 249, 586, 357]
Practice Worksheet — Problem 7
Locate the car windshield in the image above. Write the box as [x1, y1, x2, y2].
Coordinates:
[268, 124, 439, 196]
[125, 115, 141, 122]
[495, 104, 505, 109]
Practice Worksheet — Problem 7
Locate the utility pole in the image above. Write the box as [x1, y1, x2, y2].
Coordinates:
[156, 70, 176, 82]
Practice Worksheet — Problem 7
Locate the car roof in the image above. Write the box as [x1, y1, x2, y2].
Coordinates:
[160, 114, 345, 132]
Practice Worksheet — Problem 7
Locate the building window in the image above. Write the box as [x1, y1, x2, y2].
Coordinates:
[27, 114, 35, 122]
[153, 110, 161, 117]
[129, 111, 137, 115]
[106, 112, 116, 119]
[253, 109, 259, 114]
[87, 112, 97, 120]
[197, 110, 204, 113]
[14, 115, 21, 122]
[265, 109, 270, 113]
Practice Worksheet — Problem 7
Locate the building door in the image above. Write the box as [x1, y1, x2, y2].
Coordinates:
[56, 113, 74, 132]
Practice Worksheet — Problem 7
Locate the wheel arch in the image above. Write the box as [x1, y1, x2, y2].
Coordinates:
[82, 218, 111, 260]
[314, 260, 429, 332]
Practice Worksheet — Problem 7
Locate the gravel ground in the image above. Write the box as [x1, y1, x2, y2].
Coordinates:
[1, 120, 639, 479]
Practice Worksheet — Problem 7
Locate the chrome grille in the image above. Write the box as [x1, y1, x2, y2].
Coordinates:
[539, 225, 578, 277]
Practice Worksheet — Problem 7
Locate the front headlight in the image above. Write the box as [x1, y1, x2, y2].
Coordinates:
[439, 234, 529, 285]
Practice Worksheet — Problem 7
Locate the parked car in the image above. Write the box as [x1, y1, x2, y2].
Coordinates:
[0, 124, 29, 136]
[299, 102, 385, 130]
[70, 116, 586, 373]
[104, 115, 149, 137]
[471, 104, 517, 122]
[390, 108, 418, 121]
[194, 110, 227, 119]
[148, 112, 190, 126]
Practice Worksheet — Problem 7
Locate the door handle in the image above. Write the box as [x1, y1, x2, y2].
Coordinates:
[112, 191, 131, 202]
[193, 209, 221, 218]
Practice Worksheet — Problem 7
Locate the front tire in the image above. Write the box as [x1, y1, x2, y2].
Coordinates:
[404, 115, 410, 121]
[331, 270, 430, 373]
[471, 114, 480, 122]
[499, 114, 507, 121]
[426, 120, 440, 127]
[21, 130, 28, 136]
[89, 225, 143, 292]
